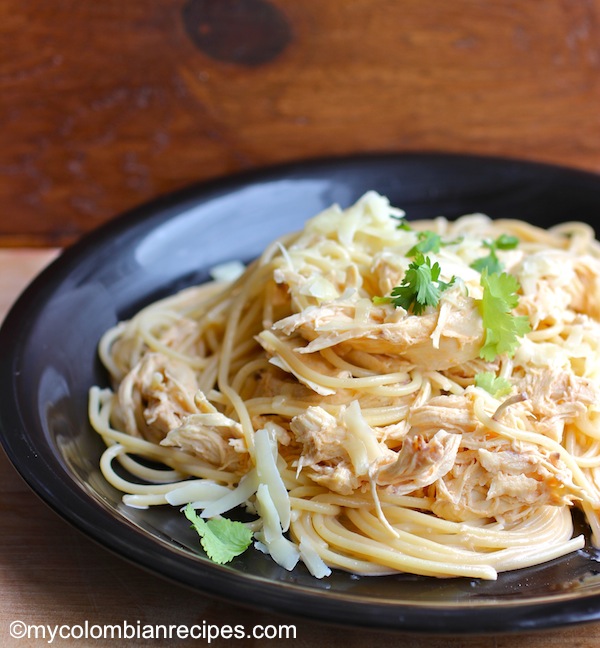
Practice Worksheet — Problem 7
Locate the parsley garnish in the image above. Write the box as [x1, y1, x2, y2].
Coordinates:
[184, 503, 253, 565]
[391, 214, 411, 230]
[407, 231, 443, 257]
[406, 231, 463, 257]
[477, 270, 531, 361]
[470, 234, 519, 274]
[377, 254, 455, 315]
[474, 371, 512, 398]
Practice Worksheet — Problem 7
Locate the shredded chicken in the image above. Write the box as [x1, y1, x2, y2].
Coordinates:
[290, 406, 347, 466]
[571, 257, 600, 319]
[432, 435, 582, 524]
[517, 368, 599, 441]
[290, 405, 459, 496]
[408, 393, 480, 436]
[289, 405, 386, 494]
[114, 353, 246, 469]
[114, 352, 200, 443]
[269, 286, 483, 371]
[376, 430, 461, 493]
[161, 394, 247, 471]
[92, 191, 600, 579]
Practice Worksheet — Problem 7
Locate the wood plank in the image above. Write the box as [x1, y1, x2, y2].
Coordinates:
[1, 1, 600, 246]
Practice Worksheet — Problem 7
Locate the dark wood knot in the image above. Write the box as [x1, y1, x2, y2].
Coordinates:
[182, 0, 292, 67]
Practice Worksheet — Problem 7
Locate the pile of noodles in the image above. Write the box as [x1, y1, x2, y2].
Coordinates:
[89, 192, 600, 579]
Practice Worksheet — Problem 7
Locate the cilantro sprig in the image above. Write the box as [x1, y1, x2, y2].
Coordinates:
[383, 214, 529, 361]
[470, 234, 519, 274]
[184, 503, 253, 565]
[375, 254, 455, 315]
[477, 270, 531, 361]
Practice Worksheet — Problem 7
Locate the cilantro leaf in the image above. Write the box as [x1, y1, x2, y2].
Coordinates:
[477, 270, 531, 361]
[474, 372, 512, 398]
[407, 231, 443, 257]
[386, 254, 455, 315]
[495, 234, 520, 250]
[470, 234, 519, 275]
[470, 248, 503, 275]
[391, 214, 411, 230]
[184, 503, 253, 565]
[407, 231, 464, 257]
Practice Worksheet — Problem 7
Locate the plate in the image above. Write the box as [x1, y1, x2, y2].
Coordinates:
[3, 153, 600, 634]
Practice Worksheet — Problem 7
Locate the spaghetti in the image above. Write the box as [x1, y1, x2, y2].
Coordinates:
[89, 191, 600, 579]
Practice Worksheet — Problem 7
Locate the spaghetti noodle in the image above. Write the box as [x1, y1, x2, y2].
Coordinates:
[89, 191, 600, 579]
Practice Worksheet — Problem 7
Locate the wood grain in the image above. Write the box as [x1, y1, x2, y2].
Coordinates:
[1, 0, 600, 246]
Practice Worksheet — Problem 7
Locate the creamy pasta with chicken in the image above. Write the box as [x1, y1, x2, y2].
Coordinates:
[89, 191, 600, 579]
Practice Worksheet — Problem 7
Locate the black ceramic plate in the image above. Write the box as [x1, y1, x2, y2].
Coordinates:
[3, 153, 600, 635]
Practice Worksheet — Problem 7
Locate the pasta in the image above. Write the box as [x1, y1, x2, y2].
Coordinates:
[89, 191, 600, 580]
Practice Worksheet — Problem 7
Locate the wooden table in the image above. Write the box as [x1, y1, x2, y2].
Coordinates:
[2, 1, 600, 248]
[2, 249, 600, 646]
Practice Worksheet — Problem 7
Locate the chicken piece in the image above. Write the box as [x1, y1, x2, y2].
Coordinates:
[115, 352, 200, 443]
[376, 420, 411, 445]
[289, 403, 397, 495]
[307, 462, 362, 495]
[370, 254, 406, 297]
[290, 406, 347, 465]
[478, 447, 574, 507]
[376, 430, 461, 494]
[513, 254, 576, 328]
[289, 405, 361, 495]
[512, 251, 600, 327]
[270, 286, 484, 371]
[518, 368, 599, 441]
[158, 316, 202, 356]
[411, 387, 586, 522]
[109, 315, 204, 381]
[432, 435, 581, 524]
[114, 352, 246, 469]
[408, 393, 480, 436]
[161, 397, 246, 471]
[290, 405, 462, 496]
[569, 257, 600, 320]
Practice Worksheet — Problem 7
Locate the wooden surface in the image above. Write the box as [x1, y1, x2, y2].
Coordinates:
[4, 1, 600, 645]
[1, 250, 600, 647]
[2, 0, 600, 246]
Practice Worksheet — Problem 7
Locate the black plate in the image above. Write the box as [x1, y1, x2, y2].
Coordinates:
[3, 153, 600, 635]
